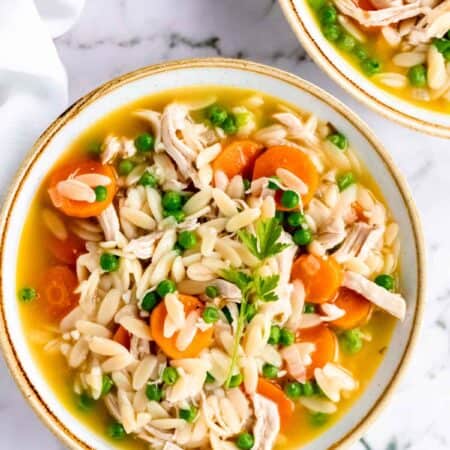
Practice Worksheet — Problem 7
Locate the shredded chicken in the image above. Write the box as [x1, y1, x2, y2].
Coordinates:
[342, 271, 406, 320]
[252, 394, 280, 450]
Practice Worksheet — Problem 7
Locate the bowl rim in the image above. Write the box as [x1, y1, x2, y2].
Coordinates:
[0, 57, 426, 450]
[278, 0, 450, 139]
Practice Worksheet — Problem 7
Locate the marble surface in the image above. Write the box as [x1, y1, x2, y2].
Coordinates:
[1, 0, 449, 449]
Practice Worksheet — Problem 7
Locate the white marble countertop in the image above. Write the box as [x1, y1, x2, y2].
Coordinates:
[1, 0, 449, 449]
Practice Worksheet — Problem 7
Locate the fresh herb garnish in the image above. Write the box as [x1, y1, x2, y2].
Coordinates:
[237, 218, 290, 260]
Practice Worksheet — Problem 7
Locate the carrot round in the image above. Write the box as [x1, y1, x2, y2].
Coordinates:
[291, 254, 342, 304]
[212, 139, 263, 179]
[298, 324, 337, 379]
[252, 146, 319, 205]
[330, 288, 372, 330]
[257, 378, 294, 428]
[150, 294, 213, 359]
[48, 160, 117, 218]
[113, 325, 131, 350]
[46, 232, 85, 266]
[39, 265, 78, 320]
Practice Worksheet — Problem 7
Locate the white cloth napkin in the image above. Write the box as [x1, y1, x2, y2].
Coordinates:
[0, 0, 84, 196]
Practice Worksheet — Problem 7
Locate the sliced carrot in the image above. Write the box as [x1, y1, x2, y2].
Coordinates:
[150, 294, 213, 359]
[212, 139, 263, 179]
[356, 0, 375, 10]
[48, 160, 117, 218]
[298, 324, 337, 379]
[113, 325, 131, 350]
[39, 265, 78, 320]
[252, 146, 319, 206]
[46, 232, 85, 266]
[257, 378, 294, 428]
[291, 254, 342, 304]
[330, 288, 372, 330]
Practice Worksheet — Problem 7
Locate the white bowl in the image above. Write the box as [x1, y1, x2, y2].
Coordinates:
[0, 58, 425, 449]
[279, 0, 450, 139]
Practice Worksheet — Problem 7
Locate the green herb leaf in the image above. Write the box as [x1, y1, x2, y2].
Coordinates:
[238, 218, 290, 260]
[254, 274, 279, 302]
[221, 269, 253, 294]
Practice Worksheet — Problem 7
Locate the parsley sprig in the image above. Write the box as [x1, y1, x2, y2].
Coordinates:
[221, 218, 290, 387]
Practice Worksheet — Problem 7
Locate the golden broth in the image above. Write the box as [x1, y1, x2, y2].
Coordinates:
[17, 86, 396, 449]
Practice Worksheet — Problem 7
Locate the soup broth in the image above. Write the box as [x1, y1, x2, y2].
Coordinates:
[18, 86, 400, 449]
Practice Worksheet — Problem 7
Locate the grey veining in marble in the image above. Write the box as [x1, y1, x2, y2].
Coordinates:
[1, 0, 449, 449]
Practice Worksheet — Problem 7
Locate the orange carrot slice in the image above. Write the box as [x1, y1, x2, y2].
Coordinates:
[150, 294, 213, 359]
[212, 139, 263, 179]
[252, 146, 319, 206]
[257, 378, 294, 428]
[291, 254, 342, 304]
[48, 160, 117, 218]
[46, 232, 85, 266]
[39, 265, 78, 320]
[113, 325, 131, 350]
[298, 324, 337, 379]
[330, 288, 372, 330]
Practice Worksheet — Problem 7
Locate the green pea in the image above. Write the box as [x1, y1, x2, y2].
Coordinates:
[203, 306, 219, 324]
[244, 303, 258, 322]
[275, 210, 285, 223]
[302, 381, 315, 397]
[322, 23, 341, 41]
[308, 0, 325, 10]
[156, 279, 176, 298]
[118, 159, 135, 176]
[303, 303, 316, 314]
[284, 381, 302, 399]
[18, 287, 36, 302]
[268, 325, 281, 345]
[162, 367, 179, 385]
[293, 228, 313, 246]
[361, 58, 381, 76]
[407, 64, 427, 87]
[222, 115, 238, 135]
[340, 329, 363, 355]
[337, 33, 356, 52]
[205, 285, 219, 298]
[178, 230, 197, 250]
[138, 172, 158, 187]
[281, 190, 300, 209]
[107, 422, 126, 440]
[319, 4, 338, 24]
[432, 37, 450, 54]
[101, 375, 114, 397]
[327, 132, 348, 150]
[134, 132, 155, 152]
[163, 209, 186, 223]
[268, 176, 281, 190]
[100, 253, 120, 272]
[94, 185, 107, 202]
[337, 172, 355, 191]
[287, 211, 306, 228]
[353, 44, 368, 61]
[236, 432, 255, 450]
[236, 112, 251, 128]
[146, 383, 163, 401]
[280, 328, 295, 347]
[374, 274, 395, 291]
[205, 372, 216, 384]
[162, 191, 183, 211]
[221, 306, 233, 324]
[310, 412, 329, 427]
[228, 373, 243, 388]
[262, 363, 279, 379]
[179, 405, 198, 423]
[206, 104, 228, 126]
[88, 140, 102, 156]
[243, 178, 251, 191]
[77, 392, 95, 412]
[141, 291, 159, 312]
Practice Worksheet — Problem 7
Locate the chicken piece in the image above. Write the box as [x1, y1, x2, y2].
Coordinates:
[281, 343, 315, 382]
[408, 0, 450, 44]
[342, 271, 406, 320]
[333, 222, 383, 263]
[124, 231, 163, 259]
[252, 394, 280, 450]
[316, 217, 347, 251]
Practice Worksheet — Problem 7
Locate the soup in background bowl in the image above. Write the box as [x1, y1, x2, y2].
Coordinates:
[0, 59, 425, 450]
[279, 0, 450, 138]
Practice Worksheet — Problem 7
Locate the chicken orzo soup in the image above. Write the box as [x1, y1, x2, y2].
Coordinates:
[18, 87, 403, 450]
[308, 0, 450, 112]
